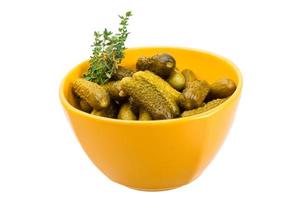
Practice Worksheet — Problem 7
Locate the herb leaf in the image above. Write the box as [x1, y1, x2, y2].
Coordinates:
[84, 11, 132, 84]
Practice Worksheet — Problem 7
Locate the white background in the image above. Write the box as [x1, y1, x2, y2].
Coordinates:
[0, 0, 299, 199]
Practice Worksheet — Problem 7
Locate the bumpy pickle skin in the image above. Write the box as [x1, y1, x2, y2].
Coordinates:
[167, 69, 186, 91]
[133, 70, 181, 101]
[112, 66, 134, 80]
[91, 102, 118, 118]
[72, 78, 110, 109]
[179, 80, 210, 110]
[120, 77, 178, 119]
[181, 98, 227, 117]
[136, 53, 176, 78]
[102, 80, 126, 101]
[182, 69, 197, 87]
[139, 107, 152, 121]
[79, 99, 93, 113]
[117, 103, 137, 120]
[208, 78, 236, 99]
[133, 71, 180, 116]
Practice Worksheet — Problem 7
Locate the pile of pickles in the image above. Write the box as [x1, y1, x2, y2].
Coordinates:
[72, 53, 236, 120]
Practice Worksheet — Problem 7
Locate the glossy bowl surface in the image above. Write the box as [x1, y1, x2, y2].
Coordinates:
[59, 47, 242, 191]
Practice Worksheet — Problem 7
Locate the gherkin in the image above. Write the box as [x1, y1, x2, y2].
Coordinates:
[179, 80, 210, 110]
[120, 76, 179, 120]
[91, 102, 118, 118]
[182, 69, 197, 87]
[181, 98, 227, 117]
[179, 69, 210, 110]
[102, 80, 125, 101]
[136, 53, 176, 78]
[167, 69, 186, 91]
[112, 66, 134, 80]
[72, 78, 110, 110]
[208, 78, 236, 99]
[128, 96, 139, 115]
[117, 103, 137, 120]
[133, 71, 181, 101]
[79, 99, 93, 113]
[139, 107, 152, 121]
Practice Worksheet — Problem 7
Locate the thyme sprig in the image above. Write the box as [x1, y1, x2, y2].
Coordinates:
[84, 11, 132, 84]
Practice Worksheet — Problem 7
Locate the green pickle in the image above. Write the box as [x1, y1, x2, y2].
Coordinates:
[181, 98, 227, 117]
[133, 71, 181, 101]
[139, 107, 152, 121]
[132, 71, 180, 117]
[91, 102, 118, 118]
[208, 78, 236, 99]
[136, 53, 176, 78]
[72, 78, 110, 110]
[128, 96, 139, 115]
[167, 69, 186, 91]
[117, 103, 137, 120]
[120, 76, 179, 120]
[179, 80, 210, 110]
[79, 99, 92, 113]
[112, 66, 134, 80]
[102, 80, 125, 100]
[182, 69, 197, 87]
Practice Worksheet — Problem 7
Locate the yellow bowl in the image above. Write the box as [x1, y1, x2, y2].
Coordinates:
[59, 47, 242, 191]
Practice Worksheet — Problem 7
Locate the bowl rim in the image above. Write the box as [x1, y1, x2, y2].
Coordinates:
[59, 46, 242, 125]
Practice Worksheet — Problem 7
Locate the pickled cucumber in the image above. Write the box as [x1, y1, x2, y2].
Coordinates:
[133, 71, 180, 116]
[102, 80, 125, 100]
[79, 99, 92, 113]
[133, 70, 181, 101]
[136, 53, 176, 78]
[120, 77, 179, 119]
[182, 69, 197, 87]
[91, 102, 118, 118]
[179, 80, 210, 110]
[139, 107, 152, 121]
[112, 66, 134, 80]
[72, 78, 110, 109]
[128, 96, 139, 115]
[167, 69, 185, 91]
[117, 103, 137, 120]
[181, 98, 227, 117]
[208, 78, 236, 99]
